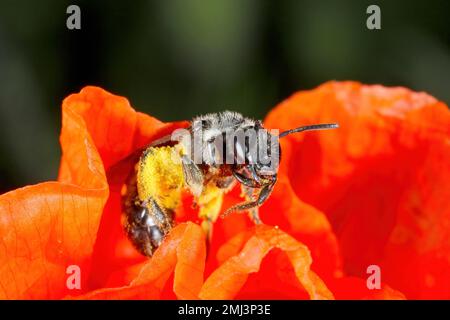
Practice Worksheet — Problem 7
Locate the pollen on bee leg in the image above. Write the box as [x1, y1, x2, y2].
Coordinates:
[240, 185, 262, 224]
[197, 184, 223, 240]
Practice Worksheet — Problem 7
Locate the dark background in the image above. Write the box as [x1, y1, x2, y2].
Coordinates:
[0, 0, 448, 192]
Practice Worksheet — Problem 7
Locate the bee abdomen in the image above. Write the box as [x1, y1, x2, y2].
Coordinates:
[123, 199, 174, 257]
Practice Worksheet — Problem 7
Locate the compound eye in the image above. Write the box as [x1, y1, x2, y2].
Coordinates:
[202, 138, 222, 165]
[205, 141, 215, 164]
[255, 136, 281, 175]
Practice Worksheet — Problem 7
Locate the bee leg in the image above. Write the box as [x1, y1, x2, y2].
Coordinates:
[248, 165, 262, 185]
[241, 185, 261, 224]
[222, 182, 275, 223]
[221, 199, 259, 218]
[147, 199, 174, 247]
[248, 208, 262, 224]
[256, 181, 275, 206]
[252, 181, 276, 223]
[233, 170, 260, 188]
[181, 155, 204, 197]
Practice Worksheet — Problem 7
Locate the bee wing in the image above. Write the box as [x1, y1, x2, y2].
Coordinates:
[149, 134, 175, 148]
[107, 132, 180, 187]
[181, 155, 203, 197]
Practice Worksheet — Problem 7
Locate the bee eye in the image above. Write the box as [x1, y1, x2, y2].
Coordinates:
[204, 139, 220, 165]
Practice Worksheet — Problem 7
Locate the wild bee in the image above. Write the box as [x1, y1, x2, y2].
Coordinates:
[121, 111, 338, 257]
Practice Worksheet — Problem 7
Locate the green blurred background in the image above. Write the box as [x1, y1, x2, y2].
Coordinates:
[0, 0, 448, 192]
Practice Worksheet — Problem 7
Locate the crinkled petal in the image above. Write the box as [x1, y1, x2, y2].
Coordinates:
[199, 225, 334, 300]
[69, 222, 205, 300]
[260, 175, 343, 281]
[265, 81, 450, 299]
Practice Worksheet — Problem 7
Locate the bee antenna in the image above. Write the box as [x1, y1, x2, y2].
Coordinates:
[279, 123, 339, 138]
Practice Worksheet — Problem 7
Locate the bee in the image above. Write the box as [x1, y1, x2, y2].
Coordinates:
[121, 111, 338, 256]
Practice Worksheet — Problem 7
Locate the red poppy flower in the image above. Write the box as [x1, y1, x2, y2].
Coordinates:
[0, 82, 448, 300]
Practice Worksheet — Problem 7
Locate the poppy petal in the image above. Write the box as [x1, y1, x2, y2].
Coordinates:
[329, 276, 406, 300]
[261, 174, 343, 281]
[199, 225, 334, 300]
[265, 81, 450, 298]
[60, 86, 162, 171]
[0, 88, 110, 299]
[0, 86, 187, 299]
[69, 222, 205, 300]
